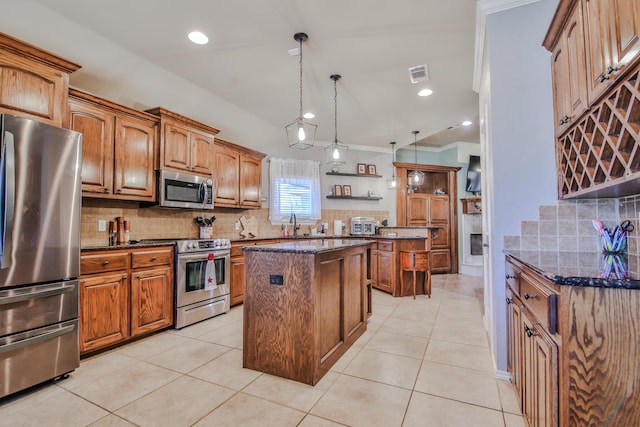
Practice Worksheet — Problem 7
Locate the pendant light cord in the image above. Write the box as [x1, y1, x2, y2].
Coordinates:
[333, 77, 338, 143]
[298, 38, 304, 121]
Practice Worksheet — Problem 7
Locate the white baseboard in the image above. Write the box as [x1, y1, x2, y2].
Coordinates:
[460, 263, 484, 277]
[494, 369, 511, 381]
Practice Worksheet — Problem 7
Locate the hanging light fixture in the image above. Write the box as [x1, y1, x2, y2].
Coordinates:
[408, 130, 425, 186]
[286, 32, 317, 150]
[387, 141, 398, 189]
[324, 74, 348, 165]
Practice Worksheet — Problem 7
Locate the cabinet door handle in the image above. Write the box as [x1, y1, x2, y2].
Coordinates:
[597, 73, 610, 83]
[505, 274, 518, 280]
[103, 261, 110, 265]
[122, 275, 127, 279]
[559, 115, 570, 125]
[116, 188, 122, 193]
[606, 65, 618, 75]
[523, 293, 537, 300]
[104, 187, 110, 193]
[523, 325, 537, 338]
[506, 298, 513, 305]
[135, 275, 139, 279]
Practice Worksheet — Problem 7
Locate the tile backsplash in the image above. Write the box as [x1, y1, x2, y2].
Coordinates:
[81, 198, 389, 247]
[503, 195, 639, 256]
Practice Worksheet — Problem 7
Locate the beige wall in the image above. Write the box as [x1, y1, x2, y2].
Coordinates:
[81, 198, 389, 247]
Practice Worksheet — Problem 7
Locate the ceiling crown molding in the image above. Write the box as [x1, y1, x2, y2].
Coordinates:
[473, 0, 543, 92]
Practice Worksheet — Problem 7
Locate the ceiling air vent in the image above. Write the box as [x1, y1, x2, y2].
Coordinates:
[408, 64, 429, 84]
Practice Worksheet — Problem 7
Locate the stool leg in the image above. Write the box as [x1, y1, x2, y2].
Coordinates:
[412, 267, 416, 300]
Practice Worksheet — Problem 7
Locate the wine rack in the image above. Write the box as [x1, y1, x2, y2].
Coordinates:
[557, 62, 640, 198]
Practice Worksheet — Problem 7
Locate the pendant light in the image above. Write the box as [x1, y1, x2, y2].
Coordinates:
[408, 130, 425, 186]
[386, 141, 398, 189]
[324, 74, 348, 165]
[286, 32, 317, 150]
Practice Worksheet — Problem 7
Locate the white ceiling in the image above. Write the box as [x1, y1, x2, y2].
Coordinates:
[29, 0, 480, 151]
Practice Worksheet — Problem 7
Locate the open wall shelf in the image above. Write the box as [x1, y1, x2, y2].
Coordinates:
[326, 196, 382, 201]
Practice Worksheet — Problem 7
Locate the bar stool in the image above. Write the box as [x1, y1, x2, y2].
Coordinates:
[399, 250, 431, 299]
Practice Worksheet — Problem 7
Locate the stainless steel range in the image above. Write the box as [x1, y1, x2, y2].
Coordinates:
[175, 238, 231, 329]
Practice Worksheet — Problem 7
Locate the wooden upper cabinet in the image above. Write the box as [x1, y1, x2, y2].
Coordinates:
[68, 99, 114, 195]
[584, 0, 615, 103]
[68, 89, 158, 201]
[213, 137, 265, 209]
[0, 33, 80, 127]
[146, 107, 218, 177]
[429, 195, 449, 223]
[556, 3, 589, 134]
[113, 116, 156, 199]
[239, 154, 262, 207]
[609, 0, 640, 70]
[406, 194, 428, 226]
[213, 144, 240, 206]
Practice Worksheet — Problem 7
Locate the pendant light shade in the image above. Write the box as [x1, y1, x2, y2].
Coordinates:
[408, 130, 425, 186]
[325, 74, 348, 165]
[386, 141, 398, 190]
[286, 32, 317, 150]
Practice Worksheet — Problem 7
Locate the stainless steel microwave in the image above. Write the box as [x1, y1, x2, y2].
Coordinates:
[158, 170, 214, 210]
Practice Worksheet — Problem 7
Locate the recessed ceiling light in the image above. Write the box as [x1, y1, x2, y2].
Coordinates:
[303, 112, 315, 119]
[418, 89, 433, 97]
[188, 31, 209, 45]
[462, 120, 472, 126]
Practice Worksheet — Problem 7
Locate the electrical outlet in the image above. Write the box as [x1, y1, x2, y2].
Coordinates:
[235, 221, 241, 230]
[98, 220, 106, 232]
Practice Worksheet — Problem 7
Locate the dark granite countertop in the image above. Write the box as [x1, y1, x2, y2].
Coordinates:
[229, 234, 427, 243]
[242, 239, 374, 254]
[504, 249, 640, 289]
[81, 241, 177, 251]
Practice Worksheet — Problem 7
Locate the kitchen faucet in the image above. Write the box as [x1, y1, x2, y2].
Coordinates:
[289, 213, 299, 238]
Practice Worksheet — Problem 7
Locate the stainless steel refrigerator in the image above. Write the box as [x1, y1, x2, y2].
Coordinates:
[0, 114, 82, 399]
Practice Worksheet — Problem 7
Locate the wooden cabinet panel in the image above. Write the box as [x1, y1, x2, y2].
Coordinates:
[430, 249, 451, 273]
[429, 195, 449, 222]
[0, 34, 79, 127]
[131, 248, 173, 268]
[406, 194, 428, 226]
[81, 251, 129, 275]
[162, 123, 190, 171]
[213, 145, 240, 206]
[230, 255, 245, 306]
[584, 0, 615, 103]
[213, 138, 265, 209]
[80, 246, 173, 354]
[80, 272, 129, 353]
[318, 257, 344, 361]
[113, 116, 156, 199]
[376, 250, 394, 293]
[69, 89, 158, 202]
[506, 287, 523, 406]
[431, 222, 450, 249]
[190, 130, 214, 176]
[239, 154, 262, 207]
[69, 100, 115, 195]
[130, 266, 173, 336]
[147, 107, 218, 177]
[610, 0, 640, 69]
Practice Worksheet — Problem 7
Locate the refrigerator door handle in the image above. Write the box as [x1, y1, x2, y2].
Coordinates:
[0, 283, 76, 306]
[0, 131, 15, 270]
[0, 323, 76, 355]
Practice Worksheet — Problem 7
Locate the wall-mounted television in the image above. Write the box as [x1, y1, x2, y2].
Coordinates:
[466, 155, 481, 194]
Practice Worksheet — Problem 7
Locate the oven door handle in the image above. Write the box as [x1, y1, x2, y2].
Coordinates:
[178, 251, 229, 262]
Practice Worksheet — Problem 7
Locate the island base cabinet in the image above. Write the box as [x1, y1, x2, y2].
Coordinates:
[243, 245, 368, 385]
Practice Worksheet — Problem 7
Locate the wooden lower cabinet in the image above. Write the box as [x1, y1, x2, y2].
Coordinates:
[80, 246, 174, 354]
[79, 272, 129, 353]
[130, 266, 173, 336]
[506, 255, 640, 426]
[370, 238, 428, 297]
[230, 255, 245, 306]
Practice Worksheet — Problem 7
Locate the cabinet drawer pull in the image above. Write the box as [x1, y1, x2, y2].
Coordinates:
[150, 257, 157, 261]
[505, 274, 518, 280]
[103, 261, 109, 265]
[135, 275, 139, 279]
[523, 293, 537, 300]
[506, 297, 513, 305]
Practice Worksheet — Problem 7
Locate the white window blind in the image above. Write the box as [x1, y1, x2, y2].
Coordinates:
[269, 158, 321, 223]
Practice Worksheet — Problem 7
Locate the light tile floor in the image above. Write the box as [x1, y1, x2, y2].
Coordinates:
[0, 274, 525, 426]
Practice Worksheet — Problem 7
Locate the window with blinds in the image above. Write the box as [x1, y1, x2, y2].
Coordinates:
[269, 158, 321, 223]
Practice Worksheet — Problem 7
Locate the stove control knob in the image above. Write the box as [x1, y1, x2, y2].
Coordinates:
[189, 242, 196, 249]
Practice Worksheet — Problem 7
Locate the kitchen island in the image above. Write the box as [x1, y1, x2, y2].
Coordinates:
[242, 239, 373, 385]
